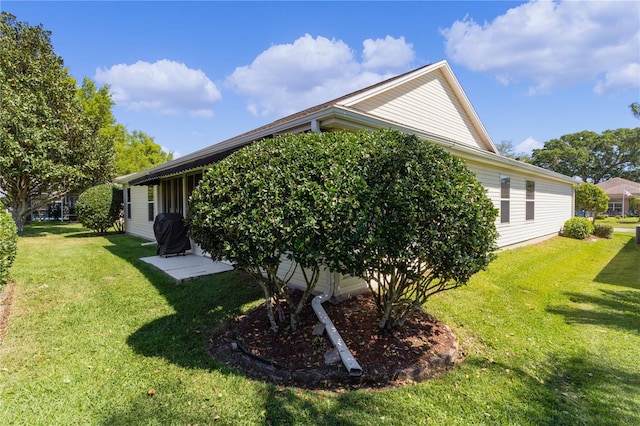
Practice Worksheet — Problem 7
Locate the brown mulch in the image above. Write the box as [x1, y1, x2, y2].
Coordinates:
[209, 290, 461, 390]
[0, 280, 16, 345]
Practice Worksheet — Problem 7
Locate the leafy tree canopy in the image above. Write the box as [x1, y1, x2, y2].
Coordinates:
[113, 127, 173, 176]
[574, 182, 609, 223]
[495, 139, 531, 162]
[530, 128, 640, 183]
[0, 12, 115, 231]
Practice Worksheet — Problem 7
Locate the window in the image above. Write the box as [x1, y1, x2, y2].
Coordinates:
[500, 176, 510, 224]
[187, 172, 203, 197]
[526, 180, 535, 221]
[161, 177, 184, 214]
[186, 172, 203, 215]
[608, 202, 622, 214]
[147, 186, 155, 221]
[126, 188, 132, 219]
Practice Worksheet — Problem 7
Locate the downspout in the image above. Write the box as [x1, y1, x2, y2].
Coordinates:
[310, 119, 321, 134]
[310, 118, 361, 376]
[311, 271, 363, 377]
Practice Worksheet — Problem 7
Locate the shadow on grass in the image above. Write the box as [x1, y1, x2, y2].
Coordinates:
[264, 352, 640, 425]
[548, 236, 640, 334]
[20, 221, 94, 238]
[594, 236, 640, 289]
[101, 234, 262, 371]
[547, 290, 640, 334]
[474, 353, 640, 425]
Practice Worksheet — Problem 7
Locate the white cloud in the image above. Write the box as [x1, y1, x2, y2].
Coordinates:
[441, 0, 640, 95]
[362, 36, 415, 70]
[95, 60, 221, 117]
[594, 62, 640, 95]
[225, 34, 415, 117]
[514, 136, 543, 154]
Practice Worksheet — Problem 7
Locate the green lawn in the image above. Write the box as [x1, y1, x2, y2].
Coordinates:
[598, 216, 640, 229]
[1, 222, 639, 425]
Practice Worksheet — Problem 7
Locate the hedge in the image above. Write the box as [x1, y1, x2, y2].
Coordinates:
[0, 210, 18, 284]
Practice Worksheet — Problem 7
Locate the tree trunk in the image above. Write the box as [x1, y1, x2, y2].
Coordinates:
[10, 203, 27, 233]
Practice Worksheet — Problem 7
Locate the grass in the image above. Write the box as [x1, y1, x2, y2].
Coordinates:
[1, 222, 639, 425]
[598, 216, 640, 229]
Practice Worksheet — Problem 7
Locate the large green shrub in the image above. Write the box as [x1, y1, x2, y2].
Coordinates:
[562, 217, 594, 240]
[0, 209, 18, 284]
[76, 184, 123, 234]
[189, 129, 499, 332]
[189, 131, 367, 331]
[331, 131, 498, 330]
[593, 223, 613, 239]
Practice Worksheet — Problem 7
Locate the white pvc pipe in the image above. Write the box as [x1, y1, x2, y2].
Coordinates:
[311, 271, 363, 377]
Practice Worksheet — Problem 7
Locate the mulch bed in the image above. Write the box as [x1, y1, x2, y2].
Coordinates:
[0, 280, 16, 345]
[209, 290, 461, 390]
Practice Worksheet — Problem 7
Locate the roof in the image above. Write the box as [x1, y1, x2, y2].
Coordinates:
[119, 63, 441, 186]
[596, 177, 640, 196]
[117, 60, 573, 187]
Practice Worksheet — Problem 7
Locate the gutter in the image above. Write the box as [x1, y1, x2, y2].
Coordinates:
[311, 272, 363, 377]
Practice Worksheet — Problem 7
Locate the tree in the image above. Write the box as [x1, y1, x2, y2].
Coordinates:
[189, 131, 364, 331]
[74, 77, 117, 185]
[531, 128, 640, 183]
[113, 127, 173, 176]
[189, 136, 302, 331]
[0, 13, 114, 232]
[495, 139, 531, 162]
[574, 183, 609, 223]
[631, 102, 640, 120]
[329, 131, 498, 331]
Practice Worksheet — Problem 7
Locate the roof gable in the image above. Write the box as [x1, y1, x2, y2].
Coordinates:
[337, 61, 497, 153]
[121, 61, 504, 186]
[596, 177, 640, 196]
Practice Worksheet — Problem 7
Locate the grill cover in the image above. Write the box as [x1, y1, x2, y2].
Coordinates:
[153, 213, 191, 256]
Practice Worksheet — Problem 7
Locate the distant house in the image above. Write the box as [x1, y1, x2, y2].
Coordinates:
[116, 60, 576, 297]
[596, 177, 640, 216]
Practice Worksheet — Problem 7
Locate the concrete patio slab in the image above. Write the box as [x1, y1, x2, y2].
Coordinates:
[141, 254, 234, 282]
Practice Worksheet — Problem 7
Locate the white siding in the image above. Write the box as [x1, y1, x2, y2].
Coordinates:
[348, 70, 489, 151]
[124, 184, 156, 241]
[466, 161, 574, 248]
[334, 274, 368, 298]
[276, 258, 368, 298]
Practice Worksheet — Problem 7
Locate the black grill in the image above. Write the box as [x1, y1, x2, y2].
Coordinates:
[153, 213, 191, 257]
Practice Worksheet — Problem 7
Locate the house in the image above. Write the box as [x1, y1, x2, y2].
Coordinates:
[596, 177, 640, 216]
[116, 60, 576, 297]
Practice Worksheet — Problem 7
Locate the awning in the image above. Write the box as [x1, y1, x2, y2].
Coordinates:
[128, 145, 244, 186]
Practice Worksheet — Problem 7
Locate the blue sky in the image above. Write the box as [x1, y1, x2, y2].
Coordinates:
[4, 1, 639, 158]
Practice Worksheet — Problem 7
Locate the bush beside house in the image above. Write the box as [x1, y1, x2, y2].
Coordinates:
[562, 217, 595, 240]
[189, 129, 498, 332]
[0, 210, 18, 285]
[593, 223, 614, 239]
[76, 184, 123, 234]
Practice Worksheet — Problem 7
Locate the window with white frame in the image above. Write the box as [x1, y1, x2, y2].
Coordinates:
[126, 188, 132, 219]
[147, 186, 155, 221]
[526, 180, 535, 221]
[500, 176, 510, 224]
